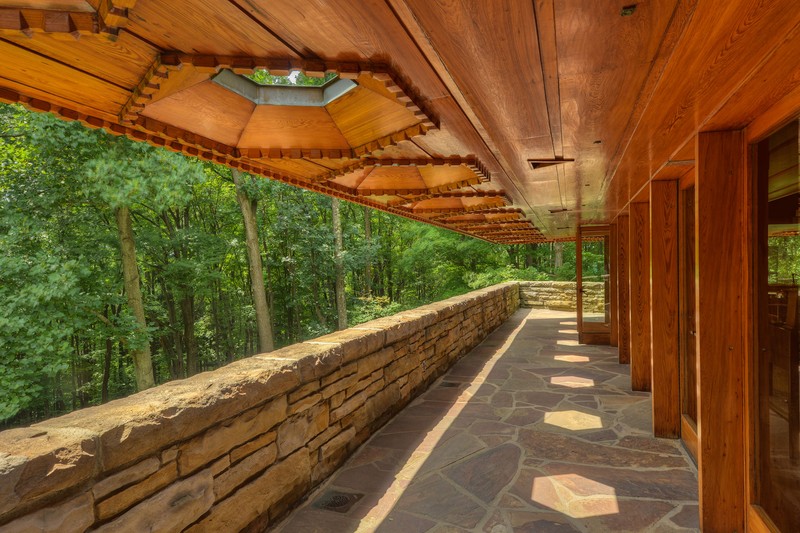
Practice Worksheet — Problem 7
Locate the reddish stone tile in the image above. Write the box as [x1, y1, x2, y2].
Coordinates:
[504, 407, 545, 427]
[374, 510, 436, 532]
[616, 435, 683, 456]
[670, 504, 700, 529]
[515, 391, 564, 408]
[490, 391, 514, 408]
[395, 475, 487, 529]
[445, 443, 521, 503]
[518, 431, 687, 469]
[577, 498, 675, 532]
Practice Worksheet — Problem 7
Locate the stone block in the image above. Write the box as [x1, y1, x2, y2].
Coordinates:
[277, 404, 329, 458]
[330, 391, 365, 423]
[356, 347, 394, 379]
[0, 427, 97, 519]
[33, 357, 299, 473]
[213, 444, 276, 500]
[96, 462, 177, 521]
[321, 371, 357, 399]
[308, 327, 386, 365]
[178, 396, 287, 476]
[288, 392, 322, 415]
[287, 380, 320, 404]
[92, 456, 160, 501]
[229, 431, 276, 464]
[321, 362, 356, 387]
[186, 450, 310, 533]
[255, 342, 342, 384]
[94, 469, 214, 533]
[0, 492, 93, 533]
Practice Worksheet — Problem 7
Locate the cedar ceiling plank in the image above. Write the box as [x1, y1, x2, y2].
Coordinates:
[556, 0, 682, 219]
[141, 80, 253, 147]
[402, 0, 549, 145]
[612, 0, 800, 212]
[418, 165, 476, 189]
[325, 86, 420, 148]
[397, 0, 549, 209]
[238, 105, 351, 151]
[0, 75, 119, 122]
[147, 67, 210, 105]
[358, 167, 426, 191]
[533, 0, 563, 159]
[1, 1, 93, 11]
[0, 30, 157, 89]
[705, 24, 800, 132]
[126, 0, 297, 57]
[0, 39, 129, 112]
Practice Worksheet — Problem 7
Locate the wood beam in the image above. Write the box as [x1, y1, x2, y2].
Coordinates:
[695, 130, 747, 531]
[650, 180, 680, 438]
[629, 199, 651, 391]
[617, 214, 631, 364]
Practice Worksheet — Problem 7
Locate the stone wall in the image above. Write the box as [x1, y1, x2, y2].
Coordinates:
[0, 282, 519, 533]
[519, 280, 605, 312]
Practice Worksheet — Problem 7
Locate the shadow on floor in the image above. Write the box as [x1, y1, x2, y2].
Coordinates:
[273, 309, 699, 533]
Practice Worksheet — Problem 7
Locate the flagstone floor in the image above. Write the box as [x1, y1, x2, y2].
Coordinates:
[273, 309, 699, 533]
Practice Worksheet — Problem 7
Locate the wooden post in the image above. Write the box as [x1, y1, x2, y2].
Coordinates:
[650, 180, 680, 437]
[609, 222, 618, 347]
[629, 200, 651, 391]
[617, 214, 631, 364]
[695, 130, 747, 531]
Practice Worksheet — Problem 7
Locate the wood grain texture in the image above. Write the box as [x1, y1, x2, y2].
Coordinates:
[609, 222, 618, 347]
[616, 213, 631, 364]
[650, 179, 680, 438]
[629, 200, 651, 391]
[695, 130, 746, 532]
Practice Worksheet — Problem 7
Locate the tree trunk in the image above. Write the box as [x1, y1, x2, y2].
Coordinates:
[115, 206, 155, 391]
[364, 206, 373, 297]
[181, 294, 199, 375]
[554, 241, 564, 270]
[332, 198, 347, 330]
[232, 169, 274, 352]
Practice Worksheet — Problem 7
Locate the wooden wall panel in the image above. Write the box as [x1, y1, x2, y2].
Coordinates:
[629, 200, 651, 391]
[650, 180, 680, 438]
[695, 130, 746, 531]
[617, 214, 631, 364]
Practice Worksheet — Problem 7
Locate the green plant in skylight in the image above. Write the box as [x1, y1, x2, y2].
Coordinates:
[246, 69, 337, 87]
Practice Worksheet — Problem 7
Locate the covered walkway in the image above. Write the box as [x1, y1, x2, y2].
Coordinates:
[275, 309, 699, 532]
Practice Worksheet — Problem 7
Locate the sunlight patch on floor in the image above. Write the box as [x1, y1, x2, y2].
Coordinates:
[544, 410, 603, 430]
[559, 321, 577, 326]
[550, 375, 595, 388]
[553, 355, 590, 363]
[532, 475, 619, 518]
[557, 339, 580, 346]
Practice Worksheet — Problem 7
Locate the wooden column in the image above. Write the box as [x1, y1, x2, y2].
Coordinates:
[617, 214, 630, 363]
[650, 180, 680, 438]
[609, 223, 618, 347]
[629, 199, 651, 391]
[695, 130, 747, 531]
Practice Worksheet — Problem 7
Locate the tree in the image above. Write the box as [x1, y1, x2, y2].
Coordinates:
[332, 198, 347, 330]
[116, 206, 155, 390]
[232, 168, 274, 352]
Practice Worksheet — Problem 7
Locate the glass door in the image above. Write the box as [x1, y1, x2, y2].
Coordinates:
[578, 226, 612, 344]
[754, 119, 800, 530]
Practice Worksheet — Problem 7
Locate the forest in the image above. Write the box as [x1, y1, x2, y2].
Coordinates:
[0, 104, 579, 427]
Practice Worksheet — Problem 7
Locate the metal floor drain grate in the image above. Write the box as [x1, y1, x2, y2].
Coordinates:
[439, 382, 460, 388]
[313, 490, 363, 514]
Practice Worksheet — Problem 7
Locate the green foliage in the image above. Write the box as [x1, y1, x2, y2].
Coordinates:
[0, 102, 587, 427]
[246, 69, 337, 87]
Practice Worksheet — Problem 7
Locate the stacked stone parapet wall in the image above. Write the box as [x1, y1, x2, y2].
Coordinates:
[519, 280, 605, 312]
[0, 282, 519, 533]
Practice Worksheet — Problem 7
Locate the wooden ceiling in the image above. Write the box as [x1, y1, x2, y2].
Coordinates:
[1, 0, 799, 243]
